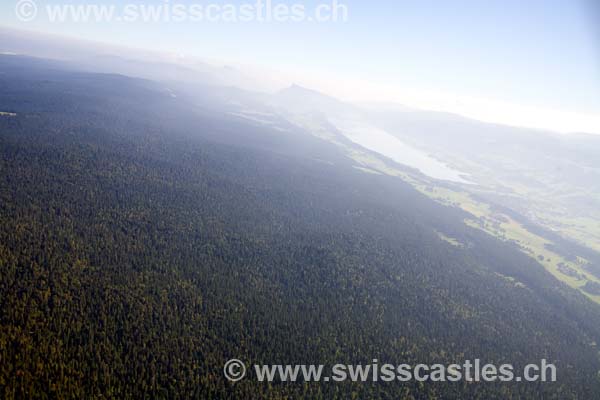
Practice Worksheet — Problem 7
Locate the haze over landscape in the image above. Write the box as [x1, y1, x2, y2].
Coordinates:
[1, 1, 600, 399]
[1, 0, 599, 133]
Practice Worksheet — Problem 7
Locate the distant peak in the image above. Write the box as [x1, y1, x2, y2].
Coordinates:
[278, 84, 330, 99]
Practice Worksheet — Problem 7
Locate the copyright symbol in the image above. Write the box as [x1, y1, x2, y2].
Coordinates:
[15, 0, 38, 22]
[224, 359, 246, 382]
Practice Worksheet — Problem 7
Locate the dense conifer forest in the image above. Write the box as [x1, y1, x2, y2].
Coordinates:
[1, 56, 600, 398]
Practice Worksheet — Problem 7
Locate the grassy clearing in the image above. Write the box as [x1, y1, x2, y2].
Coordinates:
[405, 174, 600, 304]
[435, 230, 464, 248]
[494, 272, 527, 288]
[465, 213, 600, 304]
[353, 166, 382, 175]
[549, 216, 600, 253]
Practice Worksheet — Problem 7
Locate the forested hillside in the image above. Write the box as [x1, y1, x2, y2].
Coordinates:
[1, 56, 600, 399]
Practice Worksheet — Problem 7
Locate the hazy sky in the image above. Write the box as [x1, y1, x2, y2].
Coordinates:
[1, 0, 599, 133]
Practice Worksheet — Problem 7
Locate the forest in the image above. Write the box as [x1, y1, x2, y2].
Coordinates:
[1, 56, 600, 399]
